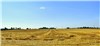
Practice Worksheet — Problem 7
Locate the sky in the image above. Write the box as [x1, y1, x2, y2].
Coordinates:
[0, 1, 2, 28]
[2, 0, 99, 2]
[2, 1, 99, 28]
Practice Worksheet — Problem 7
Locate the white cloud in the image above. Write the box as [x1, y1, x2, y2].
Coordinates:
[40, 7, 46, 10]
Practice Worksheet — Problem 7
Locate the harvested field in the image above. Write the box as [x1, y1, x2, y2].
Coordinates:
[1, 29, 100, 46]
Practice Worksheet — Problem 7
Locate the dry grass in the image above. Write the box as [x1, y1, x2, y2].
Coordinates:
[1, 29, 100, 46]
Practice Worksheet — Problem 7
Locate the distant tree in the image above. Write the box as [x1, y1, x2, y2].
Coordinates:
[96, 27, 100, 29]
[26, 28, 29, 30]
[10, 27, 15, 30]
[67, 27, 70, 29]
[4, 27, 8, 30]
[17, 27, 21, 30]
[78, 26, 100, 29]
[1, 27, 8, 30]
[39, 27, 48, 29]
[49, 27, 56, 29]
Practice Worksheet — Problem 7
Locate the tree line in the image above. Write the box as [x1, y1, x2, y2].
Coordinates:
[1, 26, 100, 31]
[1, 27, 22, 30]
[77, 27, 100, 29]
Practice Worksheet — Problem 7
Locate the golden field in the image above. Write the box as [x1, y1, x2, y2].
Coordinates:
[1, 29, 100, 46]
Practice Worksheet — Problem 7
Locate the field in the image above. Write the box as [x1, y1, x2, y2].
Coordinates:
[1, 29, 100, 46]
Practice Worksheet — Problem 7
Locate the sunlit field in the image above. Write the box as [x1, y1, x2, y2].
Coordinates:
[1, 29, 100, 46]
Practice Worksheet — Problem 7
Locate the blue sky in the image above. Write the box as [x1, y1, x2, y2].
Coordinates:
[2, 0, 99, 2]
[2, 1, 99, 28]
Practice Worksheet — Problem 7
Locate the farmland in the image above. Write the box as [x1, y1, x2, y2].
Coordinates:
[1, 29, 100, 46]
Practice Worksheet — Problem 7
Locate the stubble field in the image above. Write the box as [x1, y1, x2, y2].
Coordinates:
[1, 29, 100, 46]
